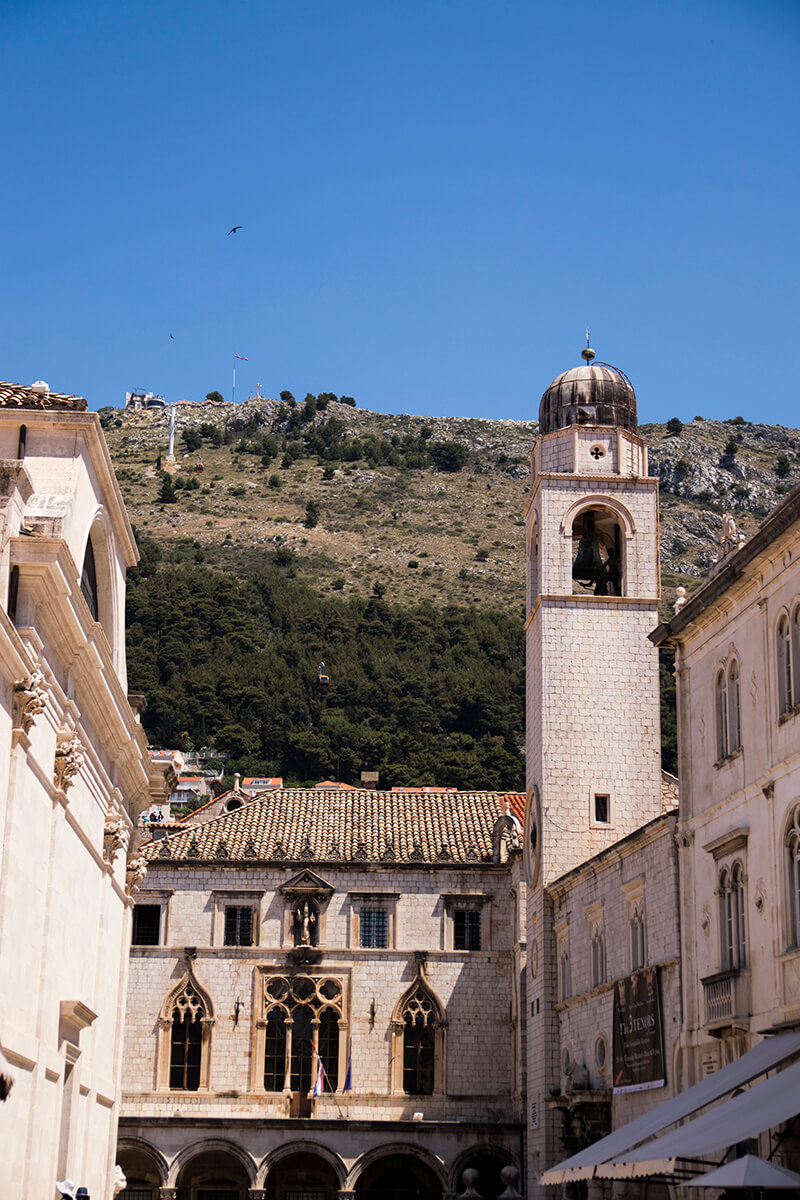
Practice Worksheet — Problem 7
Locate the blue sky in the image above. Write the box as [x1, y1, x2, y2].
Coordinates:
[3, 0, 799, 424]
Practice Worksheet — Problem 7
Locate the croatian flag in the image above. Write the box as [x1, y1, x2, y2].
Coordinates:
[234, 354, 248, 361]
[312, 1053, 325, 1097]
[344, 1046, 353, 1092]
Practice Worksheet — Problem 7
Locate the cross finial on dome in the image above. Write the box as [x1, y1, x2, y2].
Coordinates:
[582, 329, 596, 363]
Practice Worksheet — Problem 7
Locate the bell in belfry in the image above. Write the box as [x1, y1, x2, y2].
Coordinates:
[572, 515, 606, 585]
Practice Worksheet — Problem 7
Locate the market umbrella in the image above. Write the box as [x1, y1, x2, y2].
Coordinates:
[686, 1154, 800, 1191]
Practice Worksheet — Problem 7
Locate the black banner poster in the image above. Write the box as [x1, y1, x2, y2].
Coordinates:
[612, 966, 665, 1094]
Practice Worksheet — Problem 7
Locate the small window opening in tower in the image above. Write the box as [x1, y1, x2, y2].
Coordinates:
[594, 794, 610, 824]
[572, 508, 623, 596]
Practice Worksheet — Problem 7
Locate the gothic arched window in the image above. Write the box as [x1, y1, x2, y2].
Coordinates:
[629, 901, 646, 972]
[715, 658, 741, 761]
[716, 668, 729, 759]
[590, 923, 605, 988]
[392, 973, 446, 1096]
[719, 862, 746, 970]
[402, 992, 436, 1095]
[728, 659, 741, 751]
[259, 975, 343, 1095]
[159, 971, 214, 1092]
[777, 614, 796, 715]
[786, 807, 800, 949]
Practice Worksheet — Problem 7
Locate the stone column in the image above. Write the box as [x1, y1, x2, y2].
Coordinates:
[159, 1190, 178, 1200]
[248, 1191, 267, 1200]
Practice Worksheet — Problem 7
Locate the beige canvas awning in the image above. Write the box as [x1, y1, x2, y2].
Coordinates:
[600, 1057, 800, 1179]
[540, 1031, 800, 1186]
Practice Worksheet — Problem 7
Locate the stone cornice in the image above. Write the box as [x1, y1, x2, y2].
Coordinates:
[0, 408, 138, 564]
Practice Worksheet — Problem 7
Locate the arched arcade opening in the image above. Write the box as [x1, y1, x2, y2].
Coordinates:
[354, 1152, 443, 1200]
[265, 1150, 342, 1200]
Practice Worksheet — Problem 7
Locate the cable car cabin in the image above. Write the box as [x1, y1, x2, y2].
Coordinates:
[317, 673, 330, 691]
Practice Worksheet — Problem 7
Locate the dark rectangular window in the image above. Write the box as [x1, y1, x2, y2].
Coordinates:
[453, 909, 481, 950]
[594, 794, 610, 824]
[224, 905, 254, 946]
[360, 908, 388, 948]
[132, 904, 161, 946]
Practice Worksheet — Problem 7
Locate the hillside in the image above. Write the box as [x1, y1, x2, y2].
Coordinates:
[103, 394, 800, 620]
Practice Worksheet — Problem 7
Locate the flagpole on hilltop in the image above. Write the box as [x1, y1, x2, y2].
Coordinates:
[233, 354, 249, 405]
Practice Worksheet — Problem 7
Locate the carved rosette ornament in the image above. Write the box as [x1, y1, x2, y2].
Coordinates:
[103, 814, 129, 865]
[54, 733, 85, 793]
[13, 667, 49, 734]
[126, 856, 148, 895]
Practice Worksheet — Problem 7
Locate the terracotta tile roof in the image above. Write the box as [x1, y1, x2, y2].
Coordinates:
[143, 788, 523, 865]
[0, 381, 87, 411]
[507, 792, 525, 823]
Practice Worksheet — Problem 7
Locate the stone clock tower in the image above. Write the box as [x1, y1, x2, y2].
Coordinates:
[522, 346, 664, 1188]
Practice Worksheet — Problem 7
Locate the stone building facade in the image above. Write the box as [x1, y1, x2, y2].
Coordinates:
[545, 808, 680, 1168]
[118, 788, 527, 1200]
[652, 487, 800, 1092]
[0, 382, 168, 1199]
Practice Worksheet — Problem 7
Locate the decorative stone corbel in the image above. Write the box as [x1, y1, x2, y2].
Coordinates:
[113, 1165, 127, 1196]
[125, 855, 148, 895]
[13, 666, 49, 733]
[54, 733, 85, 793]
[103, 814, 129, 865]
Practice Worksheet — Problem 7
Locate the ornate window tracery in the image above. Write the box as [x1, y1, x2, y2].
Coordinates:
[157, 965, 214, 1092]
[391, 966, 446, 1096]
[257, 974, 345, 1095]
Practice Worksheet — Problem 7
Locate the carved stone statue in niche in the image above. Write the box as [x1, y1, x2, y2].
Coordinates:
[293, 900, 318, 947]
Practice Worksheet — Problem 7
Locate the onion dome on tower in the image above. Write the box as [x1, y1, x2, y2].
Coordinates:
[538, 339, 637, 435]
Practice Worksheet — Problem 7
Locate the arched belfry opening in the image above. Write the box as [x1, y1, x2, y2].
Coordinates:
[571, 506, 623, 596]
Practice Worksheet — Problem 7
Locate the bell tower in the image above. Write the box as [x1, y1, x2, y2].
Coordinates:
[523, 343, 663, 1188]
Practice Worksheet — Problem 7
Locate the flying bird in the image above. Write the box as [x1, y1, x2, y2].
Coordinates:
[170, 333, 175, 339]
[228, 225, 243, 235]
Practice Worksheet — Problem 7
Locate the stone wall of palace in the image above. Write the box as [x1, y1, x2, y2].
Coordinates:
[0, 399, 165, 1200]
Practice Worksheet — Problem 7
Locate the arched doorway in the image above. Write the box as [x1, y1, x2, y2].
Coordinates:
[355, 1153, 443, 1200]
[266, 1150, 341, 1200]
[176, 1148, 251, 1200]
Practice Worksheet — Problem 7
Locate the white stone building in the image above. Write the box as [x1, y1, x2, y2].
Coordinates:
[651, 488, 800, 1102]
[118, 788, 527, 1200]
[0, 381, 169, 1199]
